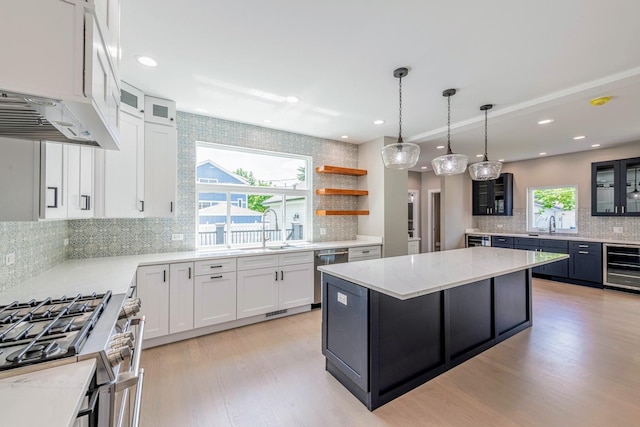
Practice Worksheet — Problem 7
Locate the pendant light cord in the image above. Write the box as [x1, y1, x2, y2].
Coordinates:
[398, 74, 403, 143]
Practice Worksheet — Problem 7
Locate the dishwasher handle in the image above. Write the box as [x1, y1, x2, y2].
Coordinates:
[316, 251, 348, 257]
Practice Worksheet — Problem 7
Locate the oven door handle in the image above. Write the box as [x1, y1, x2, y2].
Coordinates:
[131, 368, 145, 427]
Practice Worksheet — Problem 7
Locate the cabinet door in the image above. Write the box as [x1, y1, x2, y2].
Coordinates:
[120, 82, 145, 119]
[169, 262, 194, 334]
[472, 180, 491, 215]
[591, 160, 619, 216]
[620, 157, 640, 216]
[408, 240, 419, 255]
[194, 272, 237, 328]
[100, 109, 144, 217]
[236, 267, 279, 319]
[93, 0, 121, 75]
[0, 138, 40, 221]
[67, 146, 94, 219]
[144, 96, 176, 126]
[493, 173, 513, 216]
[570, 249, 603, 283]
[539, 245, 568, 278]
[279, 263, 314, 309]
[144, 122, 177, 217]
[136, 264, 169, 340]
[42, 142, 67, 219]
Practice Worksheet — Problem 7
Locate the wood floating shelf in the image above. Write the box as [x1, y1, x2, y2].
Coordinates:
[316, 188, 369, 196]
[316, 210, 370, 216]
[315, 165, 367, 176]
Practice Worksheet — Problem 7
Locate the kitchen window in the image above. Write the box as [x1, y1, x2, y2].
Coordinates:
[526, 185, 578, 233]
[196, 142, 311, 248]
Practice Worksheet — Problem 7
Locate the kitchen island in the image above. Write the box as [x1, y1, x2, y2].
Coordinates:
[318, 247, 568, 410]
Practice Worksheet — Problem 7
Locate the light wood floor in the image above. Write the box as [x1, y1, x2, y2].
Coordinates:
[139, 279, 640, 427]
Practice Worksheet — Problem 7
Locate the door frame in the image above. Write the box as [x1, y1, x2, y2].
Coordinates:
[427, 189, 441, 252]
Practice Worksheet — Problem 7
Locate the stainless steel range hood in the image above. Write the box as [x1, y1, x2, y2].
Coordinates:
[0, 91, 105, 147]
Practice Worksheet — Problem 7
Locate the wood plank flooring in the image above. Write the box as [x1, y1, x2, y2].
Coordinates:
[139, 279, 640, 426]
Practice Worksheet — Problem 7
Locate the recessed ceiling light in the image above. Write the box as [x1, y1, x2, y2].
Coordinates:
[537, 119, 554, 125]
[498, 159, 505, 162]
[373, 120, 385, 125]
[539, 152, 547, 156]
[475, 154, 484, 158]
[591, 144, 601, 147]
[341, 135, 348, 139]
[136, 55, 157, 67]
[573, 135, 586, 140]
[263, 119, 272, 123]
[436, 145, 445, 149]
[286, 96, 299, 103]
[421, 166, 428, 170]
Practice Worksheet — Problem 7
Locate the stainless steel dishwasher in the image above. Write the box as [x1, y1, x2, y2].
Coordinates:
[314, 248, 349, 305]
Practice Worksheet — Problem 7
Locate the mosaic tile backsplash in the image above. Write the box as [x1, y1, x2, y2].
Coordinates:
[476, 208, 640, 242]
[68, 111, 360, 259]
[0, 221, 68, 290]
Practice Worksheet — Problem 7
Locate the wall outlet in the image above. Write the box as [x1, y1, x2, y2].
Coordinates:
[5, 253, 15, 266]
[63, 238, 69, 246]
[337, 292, 348, 306]
[171, 234, 184, 241]
[613, 227, 623, 234]
[496, 224, 504, 228]
[320, 228, 327, 236]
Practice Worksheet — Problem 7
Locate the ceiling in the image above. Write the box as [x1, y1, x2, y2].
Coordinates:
[120, 0, 640, 172]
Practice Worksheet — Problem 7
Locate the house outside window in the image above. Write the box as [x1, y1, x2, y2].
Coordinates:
[196, 142, 311, 248]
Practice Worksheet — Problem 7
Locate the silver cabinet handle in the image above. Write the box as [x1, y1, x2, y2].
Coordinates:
[578, 244, 589, 248]
[622, 206, 625, 213]
[615, 206, 618, 213]
[579, 251, 589, 254]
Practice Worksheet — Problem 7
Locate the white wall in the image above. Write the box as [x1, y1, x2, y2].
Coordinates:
[358, 137, 408, 257]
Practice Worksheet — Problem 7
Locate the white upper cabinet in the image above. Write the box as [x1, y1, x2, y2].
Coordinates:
[66, 146, 95, 219]
[144, 96, 177, 127]
[0, 138, 40, 221]
[0, 0, 121, 150]
[120, 82, 145, 119]
[42, 143, 68, 220]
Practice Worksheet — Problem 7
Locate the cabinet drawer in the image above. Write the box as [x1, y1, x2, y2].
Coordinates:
[278, 251, 314, 266]
[492, 236, 514, 246]
[349, 245, 382, 261]
[237, 254, 279, 271]
[539, 239, 568, 249]
[514, 237, 538, 246]
[569, 241, 602, 252]
[194, 258, 237, 275]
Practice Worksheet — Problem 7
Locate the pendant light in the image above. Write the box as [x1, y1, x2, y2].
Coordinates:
[381, 67, 420, 169]
[468, 104, 502, 181]
[431, 89, 468, 175]
[628, 167, 640, 200]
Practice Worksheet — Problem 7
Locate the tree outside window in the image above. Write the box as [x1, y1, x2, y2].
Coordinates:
[528, 186, 578, 232]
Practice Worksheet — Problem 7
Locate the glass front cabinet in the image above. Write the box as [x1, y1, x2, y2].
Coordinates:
[592, 157, 640, 216]
[472, 173, 513, 216]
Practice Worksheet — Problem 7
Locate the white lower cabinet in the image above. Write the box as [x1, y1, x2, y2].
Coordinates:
[136, 264, 169, 340]
[194, 265, 237, 328]
[169, 262, 194, 334]
[408, 240, 419, 255]
[236, 252, 314, 319]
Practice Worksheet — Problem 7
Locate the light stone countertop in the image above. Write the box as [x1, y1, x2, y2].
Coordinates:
[465, 231, 640, 245]
[0, 359, 96, 427]
[0, 238, 382, 305]
[318, 247, 568, 300]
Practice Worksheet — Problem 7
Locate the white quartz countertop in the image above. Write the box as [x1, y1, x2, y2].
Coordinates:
[0, 239, 382, 305]
[0, 359, 96, 427]
[465, 231, 639, 245]
[318, 247, 569, 300]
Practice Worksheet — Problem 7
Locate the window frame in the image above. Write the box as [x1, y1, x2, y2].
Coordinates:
[195, 142, 312, 248]
[526, 184, 578, 234]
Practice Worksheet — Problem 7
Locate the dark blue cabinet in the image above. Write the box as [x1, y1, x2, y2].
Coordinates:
[592, 157, 640, 216]
[492, 236, 514, 248]
[514, 238, 568, 277]
[472, 173, 513, 216]
[569, 241, 603, 285]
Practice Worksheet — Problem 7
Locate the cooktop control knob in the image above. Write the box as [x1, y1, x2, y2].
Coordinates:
[118, 298, 142, 319]
[107, 346, 132, 367]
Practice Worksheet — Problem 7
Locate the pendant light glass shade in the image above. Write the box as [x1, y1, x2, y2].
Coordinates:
[628, 168, 640, 200]
[432, 89, 468, 176]
[381, 67, 420, 169]
[469, 104, 502, 181]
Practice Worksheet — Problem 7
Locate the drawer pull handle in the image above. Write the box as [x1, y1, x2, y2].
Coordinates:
[209, 265, 223, 269]
[578, 244, 589, 248]
[578, 251, 589, 254]
[362, 250, 370, 254]
[210, 275, 223, 279]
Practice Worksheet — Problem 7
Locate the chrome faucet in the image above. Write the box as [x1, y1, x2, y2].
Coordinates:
[262, 208, 279, 248]
[548, 215, 556, 234]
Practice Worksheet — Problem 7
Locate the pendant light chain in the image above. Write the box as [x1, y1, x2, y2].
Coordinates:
[447, 94, 452, 154]
[398, 74, 403, 143]
[483, 107, 489, 161]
